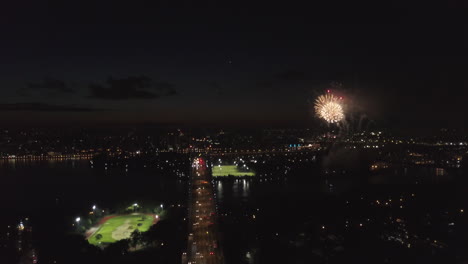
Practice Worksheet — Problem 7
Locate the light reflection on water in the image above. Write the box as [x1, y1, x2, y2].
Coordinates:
[217, 181, 223, 200]
[0, 159, 459, 207]
[0, 159, 187, 213]
[215, 166, 457, 203]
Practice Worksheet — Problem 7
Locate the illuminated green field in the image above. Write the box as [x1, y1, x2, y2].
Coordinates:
[87, 214, 155, 245]
[212, 165, 255, 177]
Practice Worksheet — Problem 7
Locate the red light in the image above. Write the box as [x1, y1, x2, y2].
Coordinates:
[327, 89, 330, 93]
[339, 97, 343, 100]
[210, 252, 214, 255]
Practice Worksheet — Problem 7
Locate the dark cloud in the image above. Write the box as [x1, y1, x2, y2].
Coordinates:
[88, 76, 177, 100]
[161, 82, 178, 96]
[19, 78, 74, 96]
[0, 103, 104, 112]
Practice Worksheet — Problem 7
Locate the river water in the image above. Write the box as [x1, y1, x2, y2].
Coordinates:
[1, 157, 465, 263]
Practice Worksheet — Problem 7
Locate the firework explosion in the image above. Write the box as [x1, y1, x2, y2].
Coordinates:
[314, 93, 344, 123]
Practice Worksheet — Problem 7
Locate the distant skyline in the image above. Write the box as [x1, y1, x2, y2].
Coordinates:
[0, 1, 465, 131]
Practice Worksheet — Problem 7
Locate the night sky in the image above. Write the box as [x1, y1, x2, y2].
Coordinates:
[0, 1, 464, 130]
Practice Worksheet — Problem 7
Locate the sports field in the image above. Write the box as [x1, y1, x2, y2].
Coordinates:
[212, 165, 255, 177]
[87, 214, 156, 245]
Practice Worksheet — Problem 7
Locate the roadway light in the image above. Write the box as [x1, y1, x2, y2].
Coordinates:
[75, 217, 81, 223]
[92, 205, 96, 210]
[160, 204, 163, 209]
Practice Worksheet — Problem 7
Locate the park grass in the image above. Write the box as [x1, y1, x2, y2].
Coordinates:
[212, 165, 255, 177]
[87, 214, 155, 245]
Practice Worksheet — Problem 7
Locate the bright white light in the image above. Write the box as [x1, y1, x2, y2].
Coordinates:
[92, 205, 96, 210]
[155, 215, 159, 219]
[76, 217, 81, 223]
[133, 203, 138, 207]
[160, 204, 163, 208]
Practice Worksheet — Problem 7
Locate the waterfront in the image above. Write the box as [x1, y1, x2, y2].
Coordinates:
[1, 152, 465, 263]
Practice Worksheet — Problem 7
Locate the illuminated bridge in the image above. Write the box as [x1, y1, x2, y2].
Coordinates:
[182, 156, 224, 264]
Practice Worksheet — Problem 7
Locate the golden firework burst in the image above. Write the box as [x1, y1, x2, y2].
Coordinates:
[314, 93, 344, 123]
